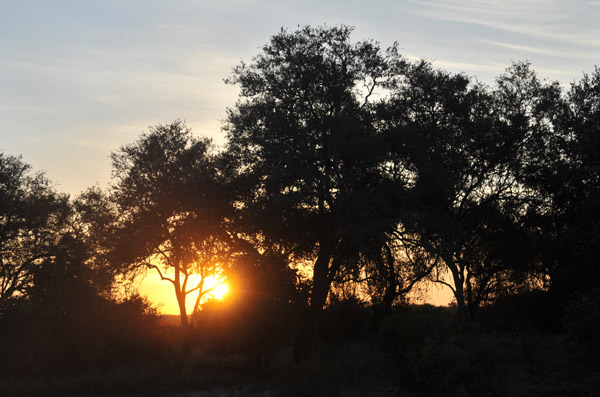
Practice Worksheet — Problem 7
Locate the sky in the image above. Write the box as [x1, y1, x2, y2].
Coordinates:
[2, 0, 600, 195]
[2, 0, 599, 311]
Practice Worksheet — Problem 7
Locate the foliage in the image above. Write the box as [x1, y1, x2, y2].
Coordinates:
[526, 67, 600, 300]
[379, 61, 552, 321]
[564, 288, 600, 362]
[477, 290, 563, 333]
[224, 25, 406, 313]
[0, 265, 161, 379]
[110, 120, 232, 327]
[0, 152, 70, 309]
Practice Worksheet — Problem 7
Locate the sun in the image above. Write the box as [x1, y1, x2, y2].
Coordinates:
[203, 275, 229, 300]
[211, 282, 229, 300]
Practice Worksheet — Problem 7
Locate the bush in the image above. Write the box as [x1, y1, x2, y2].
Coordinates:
[0, 290, 163, 380]
[195, 293, 300, 365]
[319, 296, 374, 345]
[477, 290, 563, 333]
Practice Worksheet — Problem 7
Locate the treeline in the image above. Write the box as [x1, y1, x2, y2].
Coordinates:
[1, 25, 600, 388]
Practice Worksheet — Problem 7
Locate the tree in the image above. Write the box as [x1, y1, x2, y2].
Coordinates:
[224, 25, 405, 316]
[522, 66, 600, 300]
[361, 229, 438, 314]
[0, 152, 69, 310]
[556, 67, 600, 296]
[110, 121, 231, 328]
[381, 61, 546, 322]
[0, 175, 162, 380]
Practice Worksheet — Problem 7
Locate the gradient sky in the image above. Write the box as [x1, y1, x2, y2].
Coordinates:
[2, 1, 599, 311]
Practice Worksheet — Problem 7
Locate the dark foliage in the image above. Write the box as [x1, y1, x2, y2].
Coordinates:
[477, 290, 563, 333]
[0, 152, 70, 309]
[0, 282, 161, 379]
[109, 121, 232, 328]
[564, 288, 600, 364]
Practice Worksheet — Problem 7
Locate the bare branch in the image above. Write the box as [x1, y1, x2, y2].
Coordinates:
[144, 261, 176, 286]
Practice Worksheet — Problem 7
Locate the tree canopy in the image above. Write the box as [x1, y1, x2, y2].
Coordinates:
[224, 25, 408, 314]
[0, 152, 70, 309]
[109, 121, 232, 328]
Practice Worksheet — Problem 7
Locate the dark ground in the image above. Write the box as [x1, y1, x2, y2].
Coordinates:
[2, 301, 600, 396]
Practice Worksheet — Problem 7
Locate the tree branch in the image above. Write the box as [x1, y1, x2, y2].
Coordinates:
[144, 261, 176, 286]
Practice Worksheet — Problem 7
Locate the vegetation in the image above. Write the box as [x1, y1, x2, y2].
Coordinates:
[109, 121, 231, 328]
[1, 25, 599, 395]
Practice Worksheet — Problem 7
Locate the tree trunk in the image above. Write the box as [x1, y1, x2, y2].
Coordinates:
[310, 240, 334, 313]
[174, 268, 189, 329]
[468, 299, 479, 322]
[381, 243, 399, 316]
[465, 276, 479, 322]
[176, 290, 189, 329]
[447, 260, 470, 329]
[191, 278, 206, 317]
[294, 239, 334, 362]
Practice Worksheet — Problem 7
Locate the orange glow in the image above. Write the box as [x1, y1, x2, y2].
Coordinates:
[138, 271, 229, 315]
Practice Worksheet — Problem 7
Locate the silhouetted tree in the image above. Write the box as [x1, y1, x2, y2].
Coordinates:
[0, 152, 69, 310]
[110, 121, 231, 328]
[380, 61, 545, 322]
[0, 154, 165, 382]
[224, 25, 405, 317]
[65, 186, 122, 293]
[361, 230, 438, 314]
[520, 66, 600, 300]
[556, 67, 600, 297]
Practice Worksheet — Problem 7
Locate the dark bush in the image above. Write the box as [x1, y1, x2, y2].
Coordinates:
[0, 288, 162, 380]
[319, 295, 374, 345]
[477, 290, 563, 333]
[564, 288, 600, 361]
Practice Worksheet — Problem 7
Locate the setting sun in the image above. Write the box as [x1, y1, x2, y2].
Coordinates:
[203, 276, 229, 300]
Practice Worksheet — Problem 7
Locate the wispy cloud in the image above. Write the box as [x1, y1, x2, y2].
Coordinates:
[480, 40, 595, 59]
[408, 0, 600, 49]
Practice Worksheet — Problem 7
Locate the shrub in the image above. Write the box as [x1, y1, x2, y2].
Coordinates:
[477, 290, 563, 333]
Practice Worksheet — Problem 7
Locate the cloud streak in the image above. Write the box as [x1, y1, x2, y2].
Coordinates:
[480, 40, 596, 60]
[409, 0, 600, 49]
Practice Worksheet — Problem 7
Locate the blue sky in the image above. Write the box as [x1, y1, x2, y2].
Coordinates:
[1, 0, 600, 195]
